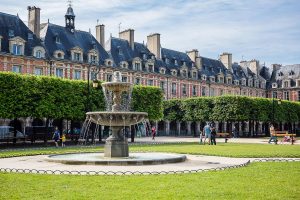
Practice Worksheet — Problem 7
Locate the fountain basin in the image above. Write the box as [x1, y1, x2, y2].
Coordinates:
[86, 111, 148, 126]
[46, 152, 186, 165]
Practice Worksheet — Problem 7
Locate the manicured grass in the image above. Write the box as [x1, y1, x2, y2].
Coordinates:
[0, 162, 299, 200]
[131, 143, 300, 158]
[0, 143, 299, 158]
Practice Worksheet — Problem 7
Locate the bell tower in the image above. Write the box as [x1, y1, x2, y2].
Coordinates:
[65, 0, 75, 32]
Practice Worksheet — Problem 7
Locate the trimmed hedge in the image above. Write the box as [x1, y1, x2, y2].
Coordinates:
[0, 72, 163, 121]
[164, 96, 300, 123]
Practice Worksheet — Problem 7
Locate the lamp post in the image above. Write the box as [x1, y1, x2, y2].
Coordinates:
[86, 60, 101, 112]
[272, 91, 281, 129]
[47, 59, 54, 76]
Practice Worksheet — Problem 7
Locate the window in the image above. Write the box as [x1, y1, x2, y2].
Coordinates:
[106, 74, 112, 82]
[174, 60, 178, 65]
[28, 33, 33, 40]
[298, 91, 300, 101]
[148, 80, 153, 86]
[56, 68, 63, 78]
[242, 79, 246, 86]
[192, 71, 197, 79]
[297, 80, 300, 87]
[160, 68, 165, 74]
[284, 91, 289, 100]
[210, 77, 215, 82]
[57, 53, 62, 59]
[134, 63, 141, 71]
[272, 92, 277, 98]
[210, 88, 215, 96]
[248, 80, 253, 87]
[160, 81, 165, 91]
[135, 78, 141, 85]
[73, 70, 81, 80]
[12, 65, 21, 73]
[55, 36, 61, 43]
[227, 78, 232, 84]
[220, 89, 224, 96]
[12, 44, 22, 55]
[172, 70, 177, 76]
[165, 58, 169, 64]
[182, 84, 187, 96]
[219, 77, 224, 83]
[182, 70, 187, 77]
[284, 81, 289, 88]
[8, 29, 14, 37]
[107, 61, 112, 66]
[172, 83, 177, 95]
[90, 55, 97, 63]
[143, 54, 147, 60]
[192, 85, 197, 96]
[202, 75, 207, 81]
[74, 53, 81, 61]
[201, 86, 206, 96]
[35, 50, 42, 58]
[234, 80, 239, 85]
[122, 76, 127, 82]
[148, 65, 154, 72]
[34, 68, 43, 76]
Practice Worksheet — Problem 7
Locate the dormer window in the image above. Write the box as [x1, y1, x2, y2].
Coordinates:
[9, 37, 25, 56]
[182, 70, 187, 77]
[174, 59, 178, 65]
[234, 80, 239, 85]
[289, 71, 294, 76]
[210, 77, 215, 82]
[192, 71, 197, 79]
[227, 78, 232, 84]
[202, 75, 207, 81]
[165, 58, 169, 64]
[278, 72, 283, 77]
[242, 79, 246, 86]
[171, 70, 177, 76]
[218, 77, 224, 83]
[151, 55, 155, 60]
[148, 64, 154, 72]
[134, 63, 141, 70]
[55, 36, 61, 43]
[71, 47, 83, 62]
[143, 54, 147, 60]
[74, 52, 81, 61]
[248, 79, 253, 87]
[183, 61, 186, 66]
[12, 44, 22, 55]
[272, 83, 277, 88]
[33, 46, 45, 59]
[117, 47, 123, 55]
[284, 81, 290, 88]
[8, 29, 14, 37]
[28, 33, 33, 40]
[90, 55, 97, 63]
[120, 61, 128, 69]
[160, 68, 165, 74]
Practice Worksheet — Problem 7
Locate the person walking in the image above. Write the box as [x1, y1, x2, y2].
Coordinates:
[268, 124, 277, 144]
[52, 127, 60, 147]
[203, 122, 211, 145]
[211, 126, 217, 145]
[232, 125, 238, 138]
[61, 133, 66, 147]
[151, 126, 156, 140]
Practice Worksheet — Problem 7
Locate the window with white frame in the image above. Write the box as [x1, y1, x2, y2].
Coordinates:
[192, 71, 197, 79]
[134, 62, 141, 71]
[55, 36, 61, 43]
[220, 89, 224, 96]
[227, 78, 232, 84]
[148, 79, 153, 86]
[297, 80, 300, 87]
[12, 44, 22, 55]
[148, 64, 154, 72]
[74, 52, 81, 61]
[172, 83, 177, 95]
[182, 70, 187, 77]
[56, 68, 64, 78]
[242, 79, 246, 86]
[160, 68, 165, 74]
[12, 65, 21, 73]
[106, 74, 112, 82]
[219, 77, 224, 83]
[234, 80, 239, 85]
[34, 67, 43, 76]
[192, 85, 197, 96]
[35, 50, 42, 58]
[172, 70, 177, 76]
[272, 91, 277, 98]
[160, 81, 165, 92]
[210, 87, 215, 96]
[122, 76, 128, 82]
[90, 55, 97, 63]
[201, 86, 206, 96]
[298, 91, 300, 101]
[284, 81, 289, 88]
[284, 91, 289, 100]
[135, 78, 141, 85]
[210, 77, 215, 82]
[202, 75, 207, 81]
[182, 84, 187, 96]
[73, 70, 81, 80]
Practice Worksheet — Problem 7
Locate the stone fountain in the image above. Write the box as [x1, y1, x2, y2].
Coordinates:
[86, 71, 147, 157]
[46, 71, 186, 165]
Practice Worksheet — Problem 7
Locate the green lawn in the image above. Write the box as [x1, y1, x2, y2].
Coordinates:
[1, 143, 299, 158]
[0, 162, 299, 200]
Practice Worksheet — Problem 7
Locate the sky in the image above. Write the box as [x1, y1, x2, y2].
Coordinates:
[1, 0, 299, 66]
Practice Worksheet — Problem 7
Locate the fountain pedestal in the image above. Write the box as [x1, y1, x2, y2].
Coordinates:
[104, 127, 129, 157]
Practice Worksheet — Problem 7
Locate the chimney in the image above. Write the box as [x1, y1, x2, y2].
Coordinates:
[147, 33, 161, 59]
[119, 29, 134, 50]
[220, 52, 232, 70]
[27, 6, 40, 38]
[271, 64, 281, 73]
[187, 49, 202, 70]
[96, 24, 105, 47]
[249, 59, 260, 75]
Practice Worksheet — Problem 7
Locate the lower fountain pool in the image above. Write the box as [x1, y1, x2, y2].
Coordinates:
[46, 152, 186, 165]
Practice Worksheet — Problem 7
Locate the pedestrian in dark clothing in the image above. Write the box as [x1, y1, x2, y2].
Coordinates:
[211, 126, 217, 145]
[151, 126, 156, 140]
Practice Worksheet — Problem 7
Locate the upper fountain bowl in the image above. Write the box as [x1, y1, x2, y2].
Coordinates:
[86, 111, 148, 126]
[102, 82, 132, 92]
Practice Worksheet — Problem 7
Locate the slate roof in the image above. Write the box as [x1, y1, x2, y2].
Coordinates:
[161, 48, 193, 69]
[270, 64, 300, 87]
[0, 12, 43, 56]
[40, 23, 109, 64]
[201, 56, 229, 77]
[232, 63, 247, 80]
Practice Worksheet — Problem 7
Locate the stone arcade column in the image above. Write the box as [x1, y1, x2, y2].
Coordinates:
[259, 122, 263, 135]
[165, 120, 170, 136]
[176, 121, 181, 136]
[187, 121, 192, 136]
[196, 121, 201, 135]
[245, 122, 249, 137]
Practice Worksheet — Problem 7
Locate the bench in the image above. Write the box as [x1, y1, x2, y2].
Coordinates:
[216, 133, 230, 143]
[270, 131, 296, 145]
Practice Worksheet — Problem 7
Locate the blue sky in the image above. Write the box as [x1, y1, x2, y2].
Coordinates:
[1, 0, 299, 66]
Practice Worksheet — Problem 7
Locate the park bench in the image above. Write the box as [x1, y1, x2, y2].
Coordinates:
[271, 131, 296, 145]
[216, 133, 230, 143]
